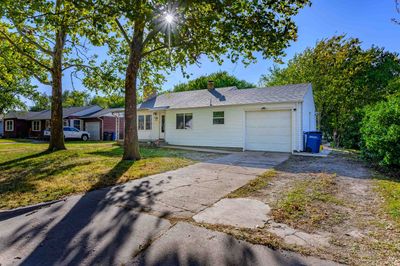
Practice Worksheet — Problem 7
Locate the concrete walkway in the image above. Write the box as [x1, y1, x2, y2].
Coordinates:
[0, 152, 338, 265]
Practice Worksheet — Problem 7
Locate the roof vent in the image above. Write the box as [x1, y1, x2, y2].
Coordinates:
[207, 80, 214, 90]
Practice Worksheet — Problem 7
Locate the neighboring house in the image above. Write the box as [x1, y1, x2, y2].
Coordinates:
[3, 105, 125, 141]
[124, 83, 316, 153]
[3, 106, 102, 139]
[80, 108, 125, 140]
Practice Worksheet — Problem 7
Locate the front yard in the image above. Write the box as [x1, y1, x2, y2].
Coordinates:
[0, 140, 217, 210]
[204, 151, 400, 265]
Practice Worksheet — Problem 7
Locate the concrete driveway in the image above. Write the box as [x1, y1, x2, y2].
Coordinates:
[0, 151, 337, 266]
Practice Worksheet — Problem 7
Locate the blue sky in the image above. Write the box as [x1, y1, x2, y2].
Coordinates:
[36, 0, 400, 98]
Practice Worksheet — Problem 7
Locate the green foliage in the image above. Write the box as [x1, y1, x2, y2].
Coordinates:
[90, 94, 125, 108]
[361, 94, 400, 167]
[62, 90, 90, 107]
[0, 31, 37, 113]
[261, 35, 400, 148]
[173, 71, 255, 92]
[30, 92, 51, 111]
[84, 0, 310, 95]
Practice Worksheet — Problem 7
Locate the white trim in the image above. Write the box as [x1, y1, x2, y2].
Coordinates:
[5, 120, 14, 131]
[32, 120, 41, 132]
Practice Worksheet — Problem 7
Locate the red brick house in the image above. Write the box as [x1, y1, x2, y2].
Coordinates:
[2, 106, 125, 141]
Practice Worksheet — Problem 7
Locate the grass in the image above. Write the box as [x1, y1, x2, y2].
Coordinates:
[374, 176, 400, 226]
[272, 173, 345, 232]
[227, 169, 277, 198]
[0, 141, 198, 210]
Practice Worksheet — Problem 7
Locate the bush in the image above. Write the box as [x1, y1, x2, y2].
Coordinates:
[360, 95, 400, 168]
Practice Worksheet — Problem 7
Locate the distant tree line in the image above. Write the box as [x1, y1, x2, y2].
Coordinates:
[30, 90, 125, 111]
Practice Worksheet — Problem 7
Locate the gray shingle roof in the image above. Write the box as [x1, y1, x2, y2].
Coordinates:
[82, 107, 125, 118]
[138, 83, 310, 110]
[4, 106, 102, 120]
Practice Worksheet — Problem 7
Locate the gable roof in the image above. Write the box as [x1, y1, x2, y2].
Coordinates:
[4, 105, 102, 120]
[138, 83, 311, 110]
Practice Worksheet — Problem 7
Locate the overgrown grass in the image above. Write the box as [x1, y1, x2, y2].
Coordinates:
[0, 142, 198, 209]
[374, 176, 400, 226]
[227, 169, 277, 198]
[272, 173, 345, 232]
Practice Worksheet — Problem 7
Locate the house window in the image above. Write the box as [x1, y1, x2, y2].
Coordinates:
[63, 120, 69, 126]
[138, 115, 145, 130]
[72, 119, 82, 130]
[145, 115, 152, 130]
[138, 115, 152, 130]
[5, 120, 14, 131]
[213, 111, 224, 125]
[176, 113, 193, 129]
[32, 120, 41, 131]
[45, 120, 51, 129]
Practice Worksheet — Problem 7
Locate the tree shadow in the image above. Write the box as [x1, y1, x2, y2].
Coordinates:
[0, 150, 50, 169]
[1, 157, 173, 265]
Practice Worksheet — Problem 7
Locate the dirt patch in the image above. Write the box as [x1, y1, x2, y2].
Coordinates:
[271, 173, 347, 233]
[235, 151, 400, 265]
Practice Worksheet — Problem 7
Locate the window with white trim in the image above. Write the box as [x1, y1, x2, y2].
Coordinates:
[138, 115, 145, 130]
[63, 120, 69, 126]
[138, 115, 152, 130]
[32, 120, 41, 131]
[145, 115, 152, 130]
[213, 111, 224, 125]
[176, 113, 193, 129]
[5, 120, 14, 131]
[45, 120, 51, 129]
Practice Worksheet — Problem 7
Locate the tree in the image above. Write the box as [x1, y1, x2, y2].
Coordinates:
[0, 1, 99, 151]
[172, 71, 255, 92]
[30, 92, 51, 111]
[361, 92, 400, 168]
[86, 0, 310, 160]
[62, 90, 89, 107]
[260, 35, 400, 148]
[90, 94, 125, 108]
[0, 29, 38, 114]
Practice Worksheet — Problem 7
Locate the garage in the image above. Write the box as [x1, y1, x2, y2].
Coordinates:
[245, 110, 292, 152]
[85, 122, 101, 140]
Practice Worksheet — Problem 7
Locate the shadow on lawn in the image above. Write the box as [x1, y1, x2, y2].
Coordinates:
[5, 158, 166, 265]
[1, 154, 310, 265]
[0, 151, 51, 169]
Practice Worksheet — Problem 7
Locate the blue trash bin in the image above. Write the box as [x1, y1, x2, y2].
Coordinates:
[111, 132, 115, 141]
[306, 131, 322, 153]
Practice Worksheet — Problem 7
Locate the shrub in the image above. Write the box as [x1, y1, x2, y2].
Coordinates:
[361, 94, 400, 168]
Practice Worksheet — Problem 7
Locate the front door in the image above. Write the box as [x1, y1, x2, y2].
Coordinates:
[160, 114, 165, 139]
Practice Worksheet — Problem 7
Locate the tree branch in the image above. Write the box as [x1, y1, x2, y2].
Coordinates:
[115, 18, 131, 44]
[142, 44, 168, 57]
[11, 20, 53, 55]
[62, 64, 94, 72]
[0, 30, 52, 71]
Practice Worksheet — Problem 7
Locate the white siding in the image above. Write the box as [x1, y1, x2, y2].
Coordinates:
[300, 85, 317, 150]
[165, 103, 301, 151]
[137, 110, 161, 140]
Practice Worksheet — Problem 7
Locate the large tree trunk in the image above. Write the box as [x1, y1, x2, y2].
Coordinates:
[122, 23, 144, 161]
[48, 28, 66, 151]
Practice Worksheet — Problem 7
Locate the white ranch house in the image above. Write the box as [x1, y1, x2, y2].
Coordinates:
[119, 83, 316, 153]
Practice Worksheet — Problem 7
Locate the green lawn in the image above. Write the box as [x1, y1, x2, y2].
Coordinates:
[0, 141, 196, 209]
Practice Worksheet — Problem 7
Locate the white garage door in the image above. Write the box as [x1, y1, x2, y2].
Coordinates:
[245, 110, 291, 152]
[85, 122, 100, 140]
